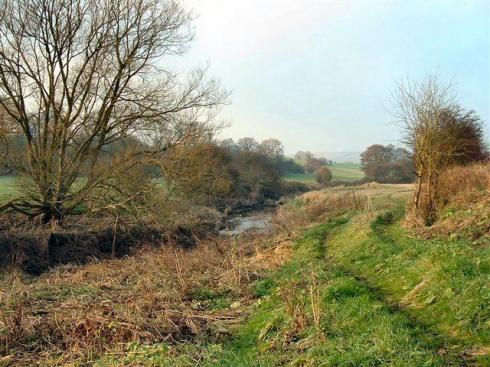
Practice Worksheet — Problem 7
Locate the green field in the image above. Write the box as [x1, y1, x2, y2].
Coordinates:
[283, 162, 364, 183]
[0, 166, 365, 203]
[0, 176, 166, 205]
[0, 176, 20, 201]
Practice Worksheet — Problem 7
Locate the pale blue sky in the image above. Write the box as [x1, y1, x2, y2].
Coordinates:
[175, 0, 489, 154]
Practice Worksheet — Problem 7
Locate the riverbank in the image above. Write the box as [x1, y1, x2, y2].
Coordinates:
[0, 209, 293, 366]
[1, 183, 487, 366]
[0, 178, 309, 276]
[0, 205, 278, 276]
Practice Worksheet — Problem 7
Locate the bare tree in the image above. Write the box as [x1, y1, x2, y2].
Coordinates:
[259, 138, 284, 160]
[237, 137, 259, 152]
[0, 0, 227, 222]
[393, 75, 485, 224]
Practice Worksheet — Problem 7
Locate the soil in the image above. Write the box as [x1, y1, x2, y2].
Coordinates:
[0, 223, 199, 275]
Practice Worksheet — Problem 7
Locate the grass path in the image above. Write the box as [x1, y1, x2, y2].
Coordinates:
[327, 210, 490, 365]
[97, 215, 471, 366]
[207, 217, 468, 366]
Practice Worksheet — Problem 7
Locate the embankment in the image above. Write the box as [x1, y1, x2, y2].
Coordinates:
[0, 224, 204, 275]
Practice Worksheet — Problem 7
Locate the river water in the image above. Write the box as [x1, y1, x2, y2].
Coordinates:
[219, 212, 272, 236]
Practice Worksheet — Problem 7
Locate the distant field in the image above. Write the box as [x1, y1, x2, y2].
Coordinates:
[0, 165, 365, 202]
[0, 176, 164, 204]
[283, 163, 364, 183]
[0, 176, 20, 201]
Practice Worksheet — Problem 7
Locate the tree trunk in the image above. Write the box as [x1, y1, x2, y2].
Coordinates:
[414, 178, 422, 212]
[41, 205, 63, 225]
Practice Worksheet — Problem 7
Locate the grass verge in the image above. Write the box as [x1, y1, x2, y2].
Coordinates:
[328, 209, 490, 365]
[208, 215, 466, 367]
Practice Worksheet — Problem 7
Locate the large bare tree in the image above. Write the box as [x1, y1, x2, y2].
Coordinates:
[0, 0, 227, 222]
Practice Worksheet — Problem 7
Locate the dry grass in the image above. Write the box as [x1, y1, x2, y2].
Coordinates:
[437, 163, 490, 205]
[274, 183, 414, 229]
[308, 270, 322, 336]
[414, 163, 490, 242]
[0, 227, 293, 366]
[2, 181, 391, 366]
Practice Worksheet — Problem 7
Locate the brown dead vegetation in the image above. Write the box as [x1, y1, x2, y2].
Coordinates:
[274, 189, 367, 229]
[436, 162, 490, 206]
[413, 163, 490, 242]
[0, 225, 293, 366]
[0, 215, 220, 276]
[275, 183, 414, 230]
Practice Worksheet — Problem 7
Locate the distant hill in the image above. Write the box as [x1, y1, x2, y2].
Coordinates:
[316, 151, 362, 163]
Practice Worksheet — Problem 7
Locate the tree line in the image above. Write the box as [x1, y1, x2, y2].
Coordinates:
[0, 0, 487, 230]
[162, 137, 307, 210]
[360, 144, 414, 184]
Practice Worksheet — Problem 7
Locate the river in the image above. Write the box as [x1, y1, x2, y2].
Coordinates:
[219, 211, 273, 236]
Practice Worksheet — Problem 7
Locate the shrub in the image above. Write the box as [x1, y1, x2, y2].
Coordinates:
[315, 166, 332, 186]
[360, 144, 414, 183]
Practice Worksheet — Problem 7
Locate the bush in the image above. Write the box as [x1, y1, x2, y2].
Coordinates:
[279, 181, 310, 196]
[360, 144, 414, 184]
[315, 166, 332, 186]
[407, 162, 489, 223]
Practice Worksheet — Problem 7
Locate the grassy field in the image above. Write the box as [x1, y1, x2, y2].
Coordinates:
[1, 183, 488, 366]
[0, 176, 165, 204]
[0, 166, 365, 203]
[283, 163, 365, 183]
[0, 176, 20, 201]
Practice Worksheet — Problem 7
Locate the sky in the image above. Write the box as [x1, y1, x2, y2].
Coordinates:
[173, 0, 490, 155]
